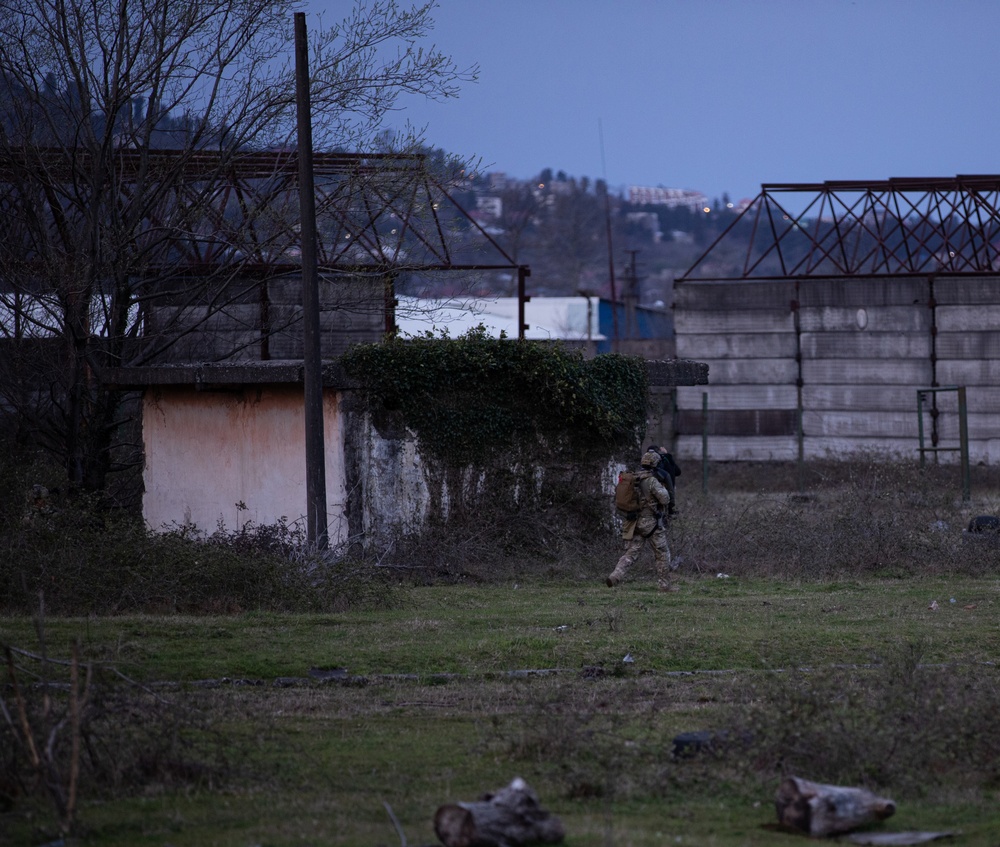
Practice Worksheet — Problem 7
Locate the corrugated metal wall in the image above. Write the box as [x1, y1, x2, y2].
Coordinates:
[673, 275, 1000, 463]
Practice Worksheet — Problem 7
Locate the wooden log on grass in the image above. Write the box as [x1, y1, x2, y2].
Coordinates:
[775, 776, 896, 837]
[433, 777, 565, 847]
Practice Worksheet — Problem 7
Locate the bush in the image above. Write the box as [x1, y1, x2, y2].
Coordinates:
[341, 327, 648, 463]
[1, 642, 232, 837]
[729, 642, 1000, 798]
[0, 489, 397, 615]
[672, 456, 1000, 578]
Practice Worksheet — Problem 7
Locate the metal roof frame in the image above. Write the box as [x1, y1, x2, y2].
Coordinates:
[0, 148, 523, 275]
[679, 176, 1000, 280]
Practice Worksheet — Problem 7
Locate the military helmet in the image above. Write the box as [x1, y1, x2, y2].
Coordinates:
[640, 450, 661, 468]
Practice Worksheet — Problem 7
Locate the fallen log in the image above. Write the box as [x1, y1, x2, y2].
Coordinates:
[433, 777, 565, 847]
[775, 776, 896, 837]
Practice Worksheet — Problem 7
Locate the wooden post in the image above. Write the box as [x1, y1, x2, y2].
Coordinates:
[958, 385, 970, 502]
[294, 12, 328, 549]
[701, 391, 708, 495]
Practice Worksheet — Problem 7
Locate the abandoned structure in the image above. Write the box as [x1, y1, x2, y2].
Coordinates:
[673, 176, 1000, 464]
[93, 151, 706, 547]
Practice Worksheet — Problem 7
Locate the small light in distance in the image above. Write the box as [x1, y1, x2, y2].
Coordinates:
[702, 206, 710, 213]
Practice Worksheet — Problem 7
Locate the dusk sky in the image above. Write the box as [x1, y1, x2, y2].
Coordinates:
[377, 0, 1000, 205]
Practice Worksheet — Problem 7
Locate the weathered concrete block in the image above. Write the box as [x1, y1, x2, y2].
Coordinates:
[800, 331, 931, 359]
[680, 332, 797, 359]
[675, 310, 793, 335]
[798, 305, 929, 333]
[802, 358, 930, 385]
[645, 359, 709, 387]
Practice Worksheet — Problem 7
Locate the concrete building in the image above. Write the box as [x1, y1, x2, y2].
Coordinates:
[672, 177, 1000, 464]
[109, 357, 707, 549]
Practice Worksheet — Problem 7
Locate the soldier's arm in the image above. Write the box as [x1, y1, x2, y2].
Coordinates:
[649, 478, 672, 510]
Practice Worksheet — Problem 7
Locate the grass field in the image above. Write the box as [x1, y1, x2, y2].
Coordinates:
[4, 573, 1000, 846]
[4, 456, 1000, 844]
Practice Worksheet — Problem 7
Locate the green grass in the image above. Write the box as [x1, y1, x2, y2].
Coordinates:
[4, 575, 1000, 846]
[4, 576, 998, 680]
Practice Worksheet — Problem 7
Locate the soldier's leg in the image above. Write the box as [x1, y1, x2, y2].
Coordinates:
[650, 528, 675, 591]
[607, 536, 643, 587]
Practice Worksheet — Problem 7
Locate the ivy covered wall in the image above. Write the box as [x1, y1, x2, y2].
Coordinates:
[339, 330, 654, 548]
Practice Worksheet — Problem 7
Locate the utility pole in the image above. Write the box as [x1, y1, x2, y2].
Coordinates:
[622, 249, 643, 339]
[295, 12, 328, 549]
[598, 119, 619, 350]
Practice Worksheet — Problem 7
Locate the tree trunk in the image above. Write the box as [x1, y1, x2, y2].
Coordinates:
[775, 776, 896, 837]
[433, 778, 565, 847]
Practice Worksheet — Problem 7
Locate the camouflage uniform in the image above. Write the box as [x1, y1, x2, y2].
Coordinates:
[607, 451, 676, 591]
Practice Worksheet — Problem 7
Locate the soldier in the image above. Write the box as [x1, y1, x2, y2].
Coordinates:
[647, 444, 680, 512]
[606, 450, 677, 591]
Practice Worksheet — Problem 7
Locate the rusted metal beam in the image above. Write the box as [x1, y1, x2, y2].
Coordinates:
[680, 176, 1000, 280]
[0, 147, 520, 276]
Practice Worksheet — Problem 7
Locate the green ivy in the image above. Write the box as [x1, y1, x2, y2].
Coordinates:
[340, 326, 648, 463]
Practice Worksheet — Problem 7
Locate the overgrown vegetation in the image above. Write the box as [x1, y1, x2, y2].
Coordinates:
[482, 641, 1000, 811]
[0, 455, 396, 616]
[732, 648, 1000, 798]
[4, 579, 1000, 845]
[4, 455, 1000, 843]
[672, 454, 1000, 578]
[341, 327, 649, 462]
[1, 643, 233, 838]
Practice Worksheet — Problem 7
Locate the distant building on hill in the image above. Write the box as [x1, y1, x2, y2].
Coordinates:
[628, 185, 708, 212]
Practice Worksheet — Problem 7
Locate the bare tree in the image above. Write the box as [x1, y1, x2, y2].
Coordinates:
[496, 182, 541, 266]
[0, 0, 476, 492]
[531, 176, 605, 294]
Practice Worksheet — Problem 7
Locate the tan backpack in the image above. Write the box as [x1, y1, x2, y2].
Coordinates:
[614, 470, 644, 515]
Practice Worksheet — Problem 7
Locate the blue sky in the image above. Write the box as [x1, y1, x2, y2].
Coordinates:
[366, 0, 1000, 204]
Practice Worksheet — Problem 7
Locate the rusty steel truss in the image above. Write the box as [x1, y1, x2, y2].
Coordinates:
[680, 176, 1000, 280]
[0, 147, 533, 336]
[0, 147, 523, 274]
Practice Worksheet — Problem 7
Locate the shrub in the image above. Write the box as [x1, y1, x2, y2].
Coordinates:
[673, 456, 1000, 578]
[0, 490, 397, 615]
[341, 327, 648, 463]
[729, 642, 1000, 798]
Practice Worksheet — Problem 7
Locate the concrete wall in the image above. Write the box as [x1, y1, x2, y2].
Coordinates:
[142, 385, 349, 544]
[141, 383, 626, 551]
[674, 275, 1000, 463]
[144, 273, 386, 363]
[136, 358, 709, 550]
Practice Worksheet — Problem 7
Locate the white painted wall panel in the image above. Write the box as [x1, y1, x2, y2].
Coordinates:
[936, 305, 1000, 332]
[802, 410, 917, 438]
[674, 310, 794, 334]
[142, 386, 348, 545]
[701, 358, 799, 384]
[937, 359, 1000, 385]
[801, 384, 918, 411]
[800, 332, 931, 358]
[674, 434, 799, 462]
[936, 332, 1000, 359]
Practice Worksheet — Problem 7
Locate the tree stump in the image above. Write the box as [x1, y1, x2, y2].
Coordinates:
[775, 776, 896, 837]
[433, 777, 565, 847]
